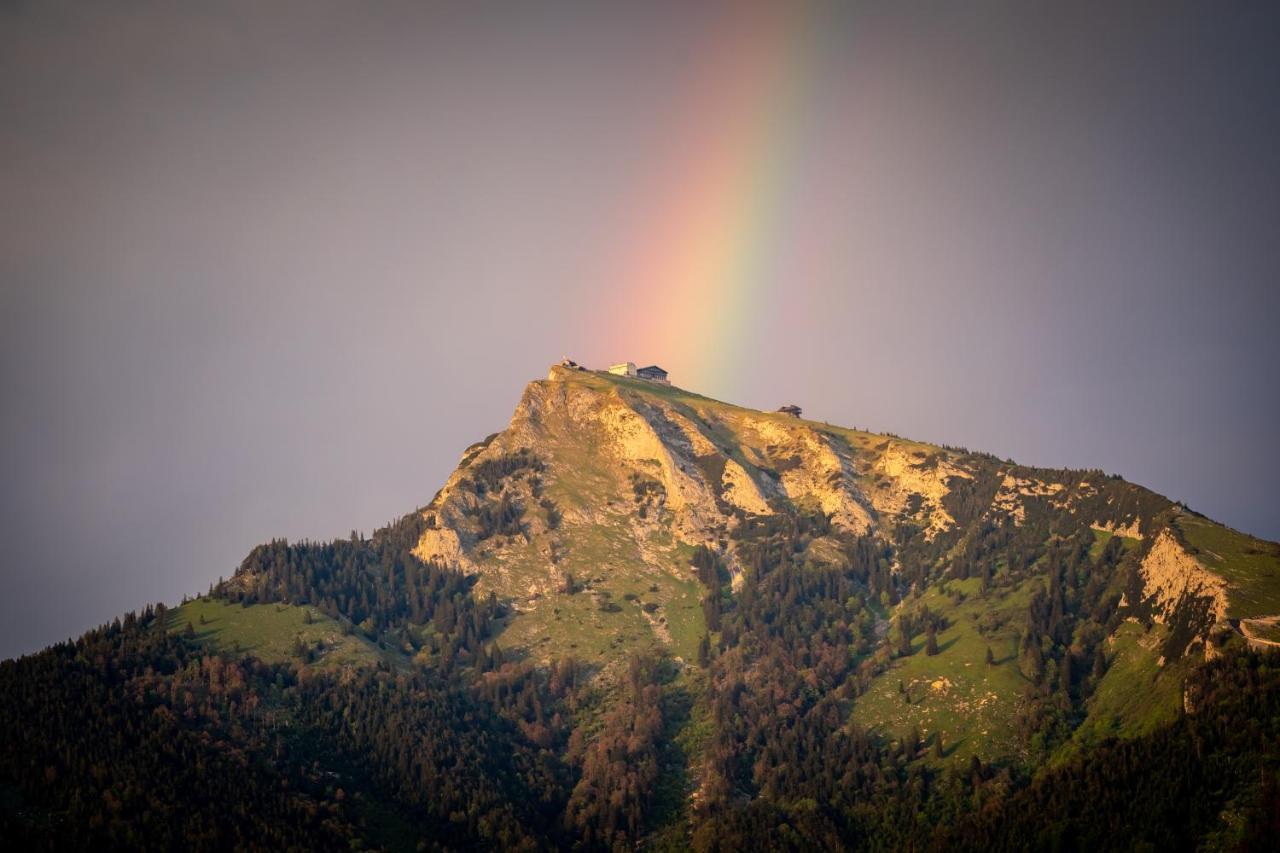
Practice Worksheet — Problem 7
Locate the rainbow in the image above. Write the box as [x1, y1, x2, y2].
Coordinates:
[599, 3, 825, 399]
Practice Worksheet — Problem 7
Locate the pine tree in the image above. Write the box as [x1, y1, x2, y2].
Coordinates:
[926, 624, 939, 656]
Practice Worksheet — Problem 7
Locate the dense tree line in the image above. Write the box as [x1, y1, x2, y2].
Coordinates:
[227, 511, 500, 669]
[677, 469, 1278, 850]
[946, 648, 1280, 851]
[695, 517, 898, 846]
[0, 612, 365, 850]
[0, 602, 673, 850]
[292, 667, 570, 850]
[563, 656, 666, 848]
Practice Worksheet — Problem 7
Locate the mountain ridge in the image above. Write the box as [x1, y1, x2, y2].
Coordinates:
[402, 365, 1273, 673]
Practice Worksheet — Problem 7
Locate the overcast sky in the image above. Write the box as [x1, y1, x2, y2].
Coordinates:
[3, 1, 1278, 659]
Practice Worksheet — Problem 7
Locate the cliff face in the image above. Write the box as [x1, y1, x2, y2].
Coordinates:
[1138, 529, 1230, 624]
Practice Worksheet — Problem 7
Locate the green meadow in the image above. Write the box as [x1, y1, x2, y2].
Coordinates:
[169, 597, 404, 670]
[852, 577, 1036, 764]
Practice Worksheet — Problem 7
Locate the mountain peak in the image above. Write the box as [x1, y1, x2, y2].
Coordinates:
[406, 363, 1279, 677]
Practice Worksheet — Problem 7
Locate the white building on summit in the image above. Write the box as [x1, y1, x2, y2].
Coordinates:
[606, 362, 670, 384]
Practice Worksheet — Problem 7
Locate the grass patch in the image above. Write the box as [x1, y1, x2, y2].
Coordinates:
[169, 598, 403, 670]
[851, 577, 1035, 765]
[1054, 621, 1186, 764]
[491, 554, 706, 668]
[1089, 528, 1115, 561]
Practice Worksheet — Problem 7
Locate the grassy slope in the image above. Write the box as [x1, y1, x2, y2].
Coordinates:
[493, 567, 705, 668]
[852, 577, 1035, 764]
[1249, 620, 1280, 642]
[1175, 513, 1280, 618]
[169, 598, 405, 670]
[1056, 620, 1188, 762]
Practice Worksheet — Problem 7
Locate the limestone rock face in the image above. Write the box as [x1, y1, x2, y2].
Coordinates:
[869, 443, 969, 535]
[721, 459, 771, 516]
[992, 474, 1064, 525]
[734, 415, 875, 535]
[1138, 529, 1230, 624]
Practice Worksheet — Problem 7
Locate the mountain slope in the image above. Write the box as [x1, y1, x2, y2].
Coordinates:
[5, 363, 1279, 850]
[401, 365, 1278, 757]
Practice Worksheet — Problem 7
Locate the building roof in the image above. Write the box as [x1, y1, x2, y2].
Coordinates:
[637, 364, 667, 374]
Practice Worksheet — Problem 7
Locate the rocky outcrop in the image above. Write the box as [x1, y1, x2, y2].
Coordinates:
[1092, 518, 1143, 540]
[732, 415, 874, 534]
[1139, 529, 1229, 624]
[868, 443, 968, 534]
[721, 459, 772, 515]
[992, 474, 1064, 524]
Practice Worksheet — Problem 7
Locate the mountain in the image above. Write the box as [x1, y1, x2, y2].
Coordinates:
[389, 366, 1277, 756]
[3, 364, 1279, 850]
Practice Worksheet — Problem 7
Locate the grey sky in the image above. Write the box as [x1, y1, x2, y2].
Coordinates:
[2, 1, 1278, 659]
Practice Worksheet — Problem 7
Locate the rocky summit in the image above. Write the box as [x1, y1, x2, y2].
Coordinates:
[410, 365, 1276, 681]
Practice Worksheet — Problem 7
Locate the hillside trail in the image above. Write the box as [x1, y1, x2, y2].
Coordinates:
[1238, 615, 1280, 649]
